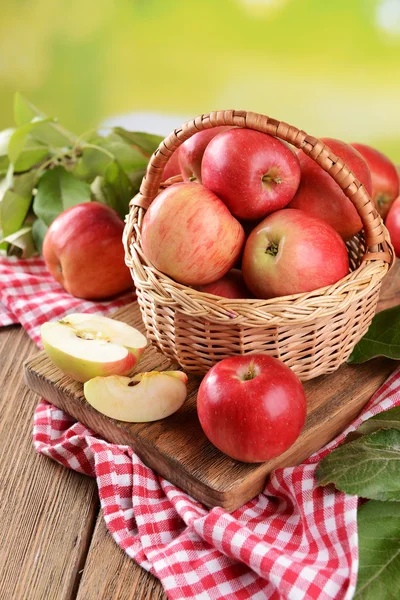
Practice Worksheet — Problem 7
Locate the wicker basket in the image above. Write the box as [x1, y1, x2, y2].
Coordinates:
[123, 110, 394, 380]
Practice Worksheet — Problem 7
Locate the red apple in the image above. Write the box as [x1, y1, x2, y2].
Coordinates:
[242, 208, 349, 299]
[43, 203, 133, 300]
[197, 354, 307, 463]
[179, 126, 232, 183]
[201, 128, 301, 220]
[351, 143, 399, 219]
[385, 196, 400, 257]
[288, 138, 372, 240]
[196, 269, 253, 299]
[141, 182, 245, 286]
[162, 149, 181, 181]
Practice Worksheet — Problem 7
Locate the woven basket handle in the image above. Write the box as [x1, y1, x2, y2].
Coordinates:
[131, 109, 390, 260]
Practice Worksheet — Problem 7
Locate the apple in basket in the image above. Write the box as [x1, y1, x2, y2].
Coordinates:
[196, 269, 253, 299]
[41, 314, 147, 383]
[385, 197, 400, 257]
[288, 138, 372, 240]
[197, 354, 307, 462]
[84, 371, 188, 422]
[43, 202, 134, 300]
[141, 182, 245, 286]
[162, 148, 182, 181]
[201, 128, 301, 220]
[351, 143, 399, 219]
[242, 209, 349, 299]
[179, 126, 233, 183]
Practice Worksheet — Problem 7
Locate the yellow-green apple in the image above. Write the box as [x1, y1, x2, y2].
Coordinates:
[179, 126, 233, 183]
[197, 354, 306, 462]
[43, 203, 133, 300]
[242, 208, 349, 299]
[141, 182, 245, 285]
[201, 128, 301, 220]
[288, 138, 372, 240]
[351, 143, 399, 219]
[162, 149, 181, 181]
[41, 313, 147, 382]
[196, 269, 253, 299]
[84, 370, 188, 422]
[385, 197, 400, 257]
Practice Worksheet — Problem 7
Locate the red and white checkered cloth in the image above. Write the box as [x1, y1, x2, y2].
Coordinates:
[2, 255, 397, 600]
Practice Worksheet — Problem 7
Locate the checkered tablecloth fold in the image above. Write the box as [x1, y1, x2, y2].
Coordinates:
[3, 255, 399, 600]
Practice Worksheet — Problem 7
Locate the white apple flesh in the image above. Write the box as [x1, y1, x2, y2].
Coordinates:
[84, 371, 188, 422]
[41, 313, 147, 383]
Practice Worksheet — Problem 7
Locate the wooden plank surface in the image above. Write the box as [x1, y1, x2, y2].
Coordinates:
[0, 325, 99, 600]
[76, 511, 166, 600]
[24, 262, 400, 512]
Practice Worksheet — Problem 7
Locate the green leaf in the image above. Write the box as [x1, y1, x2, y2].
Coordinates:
[347, 406, 400, 441]
[98, 133, 148, 172]
[112, 127, 163, 158]
[31, 218, 48, 255]
[8, 118, 53, 165]
[355, 501, 400, 598]
[14, 93, 46, 126]
[3, 226, 36, 258]
[101, 160, 134, 219]
[14, 138, 49, 172]
[0, 128, 15, 156]
[348, 305, 400, 364]
[13, 93, 76, 147]
[0, 171, 36, 239]
[316, 429, 400, 501]
[33, 166, 91, 226]
[72, 145, 113, 181]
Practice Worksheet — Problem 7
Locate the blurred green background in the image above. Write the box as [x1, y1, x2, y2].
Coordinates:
[1, 0, 399, 161]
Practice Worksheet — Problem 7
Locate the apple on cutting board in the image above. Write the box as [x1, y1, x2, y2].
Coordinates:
[41, 313, 147, 383]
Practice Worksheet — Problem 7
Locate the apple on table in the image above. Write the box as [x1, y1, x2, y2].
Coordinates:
[43, 202, 134, 300]
[197, 354, 307, 463]
[41, 313, 147, 383]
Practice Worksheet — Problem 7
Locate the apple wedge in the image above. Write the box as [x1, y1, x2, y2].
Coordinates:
[83, 371, 188, 422]
[41, 313, 147, 383]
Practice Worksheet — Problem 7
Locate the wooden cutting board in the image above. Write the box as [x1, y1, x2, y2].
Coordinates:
[24, 263, 399, 512]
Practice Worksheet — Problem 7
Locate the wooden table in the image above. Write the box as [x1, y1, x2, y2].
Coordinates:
[0, 262, 398, 600]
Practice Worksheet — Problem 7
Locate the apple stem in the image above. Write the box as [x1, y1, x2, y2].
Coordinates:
[265, 241, 279, 257]
[242, 363, 257, 381]
[189, 175, 197, 183]
[262, 174, 282, 185]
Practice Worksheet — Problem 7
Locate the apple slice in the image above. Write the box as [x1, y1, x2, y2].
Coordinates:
[41, 313, 147, 383]
[83, 370, 188, 422]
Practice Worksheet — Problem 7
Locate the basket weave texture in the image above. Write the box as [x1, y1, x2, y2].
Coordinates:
[123, 110, 394, 380]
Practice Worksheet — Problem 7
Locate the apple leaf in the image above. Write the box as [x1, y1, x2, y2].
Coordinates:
[8, 118, 53, 165]
[33, 166, 91, 226]
[14, 92, 46, 126]
[101, 160, 134, 219]
[2, 226, 36, 258]
[355, 500, 400, 598]
[112, 127, 163, 158]
[316, 429, 400, 501]
[97, 133, 149, 173]
[72, 145, 114, 181]
[346, 406, 400, 442]
[14, 93, 76, 147]
[348, 305, 400, 364]
[0, 170, 36, 244]
[31, 218, 48, 255]
[14, 139, 49, 172]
